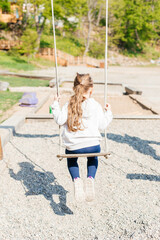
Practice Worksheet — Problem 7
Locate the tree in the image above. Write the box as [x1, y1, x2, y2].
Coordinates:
[110, 0, 160, 52]
[0, 0, 11, 14]
[83, 0, 98, 56]
[82, 0, 106, 56]
[16, 0, 87, 53]
[18, 29, 38, 57]
[55, 0, 87, 32]
[96, 0, 105, 26]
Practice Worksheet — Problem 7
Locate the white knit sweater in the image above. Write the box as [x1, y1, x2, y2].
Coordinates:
[51, 98, 113, 150]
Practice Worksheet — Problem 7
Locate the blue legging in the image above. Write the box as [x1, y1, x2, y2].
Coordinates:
[66, 145, 101, 180]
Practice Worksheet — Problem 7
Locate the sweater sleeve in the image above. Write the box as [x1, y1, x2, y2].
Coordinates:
[98, 104, 113, 131]
[51, 101, 68, 126]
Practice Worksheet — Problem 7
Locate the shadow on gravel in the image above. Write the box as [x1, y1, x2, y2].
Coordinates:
[127, 173, 160, 182]
[9, 162, 73, 216]
[108, 133, 160, 161]
[0, 127, 59, 138]
[13, 132, 59, 138]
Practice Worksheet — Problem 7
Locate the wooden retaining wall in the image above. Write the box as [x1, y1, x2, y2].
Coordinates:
[37, 48, 104, 68]
[0, 40, 21, 50]
[0, 41, 104, 68]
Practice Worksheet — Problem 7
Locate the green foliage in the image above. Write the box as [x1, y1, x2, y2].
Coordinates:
[0, 75, 49, 87]
[15, 0, 88, 53]
[89, 41, 105, 59]
[110, 0, 160, 52]
[0, 51, 35, 71]
[0, 91, 23, 119]
[99, 18, 106, 27]
[0, 0, 11, 13]
[0, 51, 56, 71]
[40, 34, 85, 56]
[1, 0, 160, 59]
[89, 29, 106, 59]
[18, 29, 38, 56]
[141, 44, 160, 60]
[54, 0, 87, 31]
[0, 21, 8, 30]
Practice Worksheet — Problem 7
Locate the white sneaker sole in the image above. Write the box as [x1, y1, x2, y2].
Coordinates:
[74, 178, 85, 203]
[85, 178, 95, 202]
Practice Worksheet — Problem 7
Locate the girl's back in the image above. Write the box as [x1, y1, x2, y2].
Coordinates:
[61, 97, 112, 150]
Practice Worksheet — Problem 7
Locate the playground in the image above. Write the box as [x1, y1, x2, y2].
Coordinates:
[0, 0, 160, 237]
[0, 65, 160, 239]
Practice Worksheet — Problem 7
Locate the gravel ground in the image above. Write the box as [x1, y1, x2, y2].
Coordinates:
[0, 119, 160, 240]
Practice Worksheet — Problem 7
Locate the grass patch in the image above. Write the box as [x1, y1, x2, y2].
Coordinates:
[0, 51, 35, 72]
[120, 44, 160, 60]
[0, 75, 49, 87]
[56, 35, 84, 56]
[40, 34, 84, 56]
[30, 56, 55, 68]
[0, 91, 23, 118]
[0, 51, 56, 72]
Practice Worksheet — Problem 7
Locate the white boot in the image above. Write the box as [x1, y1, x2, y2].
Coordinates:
[85, 177, 95, 202]
[74, 178, 85, 202]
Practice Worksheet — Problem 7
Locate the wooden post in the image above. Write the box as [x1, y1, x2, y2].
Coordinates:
[0, 136, 3, 160]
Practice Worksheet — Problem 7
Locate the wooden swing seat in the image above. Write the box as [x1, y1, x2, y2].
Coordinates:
[57, 152, 111, 161]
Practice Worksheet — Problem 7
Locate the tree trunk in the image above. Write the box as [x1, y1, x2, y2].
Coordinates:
[21, 0, 29, 30]
[34, 17, 46, 54]
[84, 10, 92, 56]
[96, 4, 102, 26]
[84, 21, 92, 56]
[135, 29, 140, 41]
[83, 0, 98, 56]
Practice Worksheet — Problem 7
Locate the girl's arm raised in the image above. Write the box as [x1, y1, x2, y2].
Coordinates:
[51, 98, 68, 126]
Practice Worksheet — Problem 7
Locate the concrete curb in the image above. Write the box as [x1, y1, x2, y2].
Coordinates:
[129, 95, 160, 115]
[125, 86, 142, 95]
[0, 92, 51, 148]
[25, 114, 160, 122]
[0, 71, 53, 80]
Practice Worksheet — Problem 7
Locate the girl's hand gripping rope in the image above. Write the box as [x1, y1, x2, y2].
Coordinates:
[49, 95, 61, 114]
[54, 95, 61, 102]
[104, 103, 111, 111]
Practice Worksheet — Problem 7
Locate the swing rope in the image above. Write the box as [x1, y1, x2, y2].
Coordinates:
[51, 0, 59, 96]
[51, 0, 110, 160]
[51, 0, 62, 155]
[104, 0, 109, 153]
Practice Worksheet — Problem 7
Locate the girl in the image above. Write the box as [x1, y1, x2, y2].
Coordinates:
[51, 73, 112, 202]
